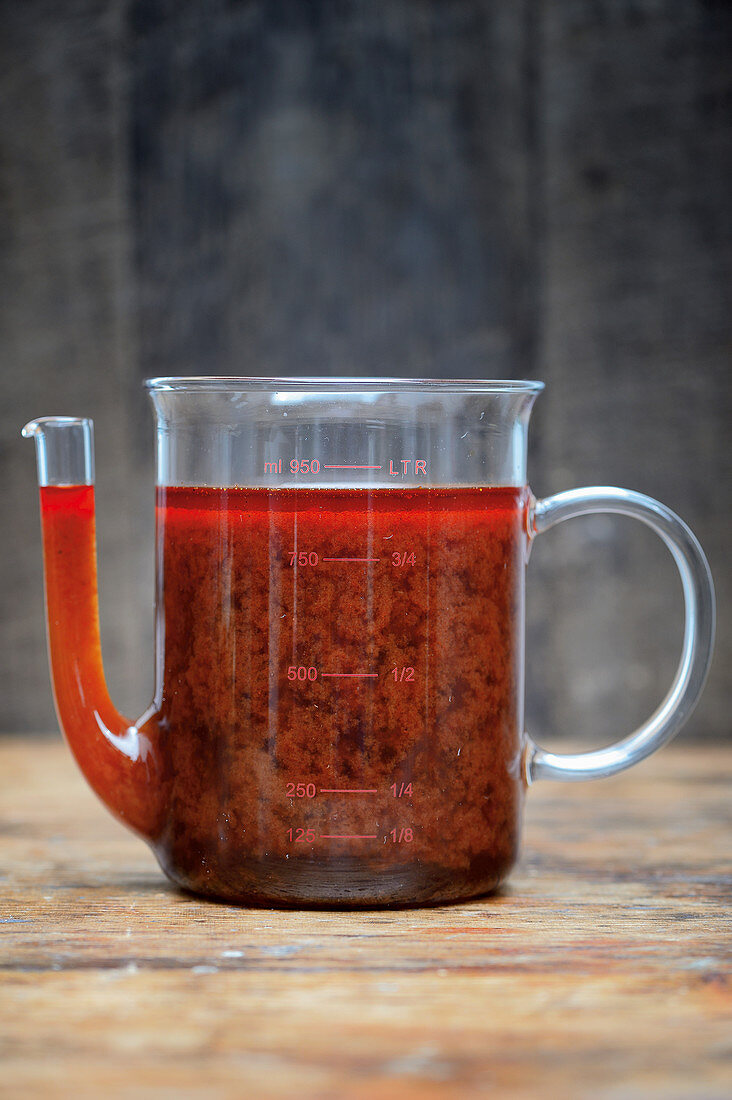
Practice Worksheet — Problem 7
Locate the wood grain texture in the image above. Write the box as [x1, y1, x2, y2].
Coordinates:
[0, 0, 730, 738]
[529, 0, 732, 744]
[1, 738, 730, 1098]
[0, 0, 148, 730]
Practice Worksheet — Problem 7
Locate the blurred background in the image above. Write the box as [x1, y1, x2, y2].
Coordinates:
[1, 0, 730, 743]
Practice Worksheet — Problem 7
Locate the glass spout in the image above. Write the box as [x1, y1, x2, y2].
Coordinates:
[23, 417, 163, 841]
[22, 416, 94, 486]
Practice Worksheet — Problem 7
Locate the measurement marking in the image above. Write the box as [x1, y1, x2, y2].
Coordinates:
[322, 557, 381, 563]
[320, 788, 378, 794]
[323, 464, 383, 470]
[321, 672, 378, 678]
[319, 834, 378, 840]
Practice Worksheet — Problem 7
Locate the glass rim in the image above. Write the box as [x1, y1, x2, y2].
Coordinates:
[144, 376, 545, 394]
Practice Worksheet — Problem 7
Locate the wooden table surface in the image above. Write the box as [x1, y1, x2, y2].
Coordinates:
[0, 737, 729, 1099]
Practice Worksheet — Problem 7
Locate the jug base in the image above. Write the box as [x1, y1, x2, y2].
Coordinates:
[155, 851, 514, 909]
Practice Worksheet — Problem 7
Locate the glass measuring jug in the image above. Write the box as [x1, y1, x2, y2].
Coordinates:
[23, 379, 715, 907]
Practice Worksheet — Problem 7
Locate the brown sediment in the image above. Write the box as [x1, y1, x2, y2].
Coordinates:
[153, 485, 528, 906]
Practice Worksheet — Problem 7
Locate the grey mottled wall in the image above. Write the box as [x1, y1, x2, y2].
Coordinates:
[1, 0, 730, 743]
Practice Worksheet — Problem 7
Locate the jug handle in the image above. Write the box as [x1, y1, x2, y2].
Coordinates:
[524, 487, 715, 783]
